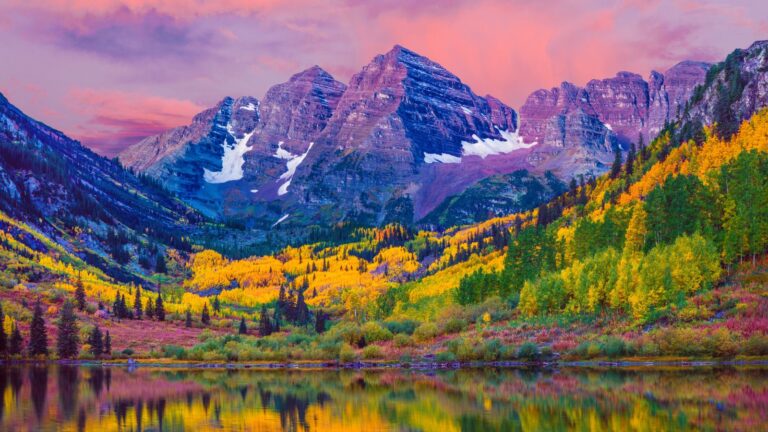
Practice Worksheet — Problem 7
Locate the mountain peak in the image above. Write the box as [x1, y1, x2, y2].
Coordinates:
[289, 65, 335, 82]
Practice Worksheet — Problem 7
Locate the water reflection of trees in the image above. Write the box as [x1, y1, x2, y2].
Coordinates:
[0, 366, 764, 431]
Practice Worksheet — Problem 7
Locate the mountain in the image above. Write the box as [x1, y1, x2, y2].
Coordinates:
[518, 61, 710, 178]
[121, 46, 529, 227]
[0, 92, 200, 283]
[120, 45, 711, 232]
[682, 40, 768, 139]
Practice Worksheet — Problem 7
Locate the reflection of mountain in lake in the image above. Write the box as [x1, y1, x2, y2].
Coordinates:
[0, 366, 766, 431]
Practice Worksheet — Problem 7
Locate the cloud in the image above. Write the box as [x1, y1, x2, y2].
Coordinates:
[1, 0, 766, 156]
[66, 88, 203, 155]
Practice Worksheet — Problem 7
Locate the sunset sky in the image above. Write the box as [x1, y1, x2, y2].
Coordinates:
[1, 0, 766, 155]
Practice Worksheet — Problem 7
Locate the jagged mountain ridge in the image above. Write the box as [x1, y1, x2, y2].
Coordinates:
[119, 45, 712, 229]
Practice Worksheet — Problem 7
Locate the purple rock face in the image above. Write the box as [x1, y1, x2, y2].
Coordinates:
[289, 45, 520, 222]
[119, 44, 716, 226]
[518, 61, 710, 176]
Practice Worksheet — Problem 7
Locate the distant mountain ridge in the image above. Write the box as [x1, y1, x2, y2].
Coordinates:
[119, 45, 713, 229]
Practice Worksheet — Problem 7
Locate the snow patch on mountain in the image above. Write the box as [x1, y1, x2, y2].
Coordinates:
[203, 125, 255, 184]
[461, 107, 473, 115]
[240, 102, 257, 111]
[272, 213, 290, 227]
[424, 152, 461, 164]
[275, 142, 314, 196]
[461, 128, 535, 159]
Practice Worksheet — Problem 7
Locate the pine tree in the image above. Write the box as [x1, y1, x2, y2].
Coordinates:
[134, 286, 143, 320]
[0, 304, 6, 356]
[626, 142, 636, 177]
[610, 148, 623, 179]
[155, 254, 167, 274]
[295, 290, 309, 326]
[238, 317, 247, 335]
[272, 304, 281, 332]
[103, 331, 111, 355]
[314, 310, 326, 334]
[112, 296, 121, 319]
[258, 305, 272, 337]
[9, 327, 22, 356]
[74, 276, 86, 311]
[56, 300, 79, 359]
[28, 298, 48, 357]
[145, 298, 154, 319]
[201, 303, 211, 325]
[155, 294, 165, 321]
[212, 297, 221, 313]
[88, 326, 103, 357]
[185, 309, 192, 328]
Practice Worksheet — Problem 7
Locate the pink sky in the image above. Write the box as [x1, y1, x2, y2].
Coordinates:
[0, 0, 766, 156]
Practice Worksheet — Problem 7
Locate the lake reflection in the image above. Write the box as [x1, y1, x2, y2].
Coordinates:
[0, 364, 765, 431]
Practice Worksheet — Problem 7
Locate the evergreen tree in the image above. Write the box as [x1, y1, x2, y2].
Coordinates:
[610, 148, 623, 179]
[294, 290, 309, 326]
[626, 142, 636, 177]
[28, 298, 48, 357]
[0, 303, 6, 356]
[185, 309, 192, 328]
[133, 286, 143, 320]
[155, 295, 165, 321]
[272, 304, 281, 332]
[212, 297, 221, 313]
[74, 276, 86, 311]
[155, 254, 167, 274]
[145, 298, 154, 320]
[88, 326, 103, 357]
[238, 317, 247, 335]
[201, 303, 211, 325]
[314, 310, 326, 334]
[56, 300, 79, 359]
[258, 305, 273, 337]
[9, 327, 22, 356]
[103, 331, 111, 355]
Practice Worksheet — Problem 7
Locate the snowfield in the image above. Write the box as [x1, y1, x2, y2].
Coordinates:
[203, 124, 255, 184]
[276, 142, 314, 196]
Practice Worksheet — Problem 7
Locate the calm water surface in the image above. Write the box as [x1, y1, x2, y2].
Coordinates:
[0, 364, 765, 431]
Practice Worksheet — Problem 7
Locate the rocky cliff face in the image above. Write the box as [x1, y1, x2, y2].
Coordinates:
[119, 45, 714, 229]
[683, 41, 768, 137]
[519, 61, 710, 176]
[289, 45, 523, 225]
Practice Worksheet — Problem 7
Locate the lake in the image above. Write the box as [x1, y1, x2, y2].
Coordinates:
[0, 364, 765, 431]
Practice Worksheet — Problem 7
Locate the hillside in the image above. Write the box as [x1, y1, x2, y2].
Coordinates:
[0, 41, 765, 363]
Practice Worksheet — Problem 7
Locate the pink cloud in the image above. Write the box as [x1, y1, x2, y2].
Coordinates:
[0, 0, 765, 156]
[66, 88, 203, 156]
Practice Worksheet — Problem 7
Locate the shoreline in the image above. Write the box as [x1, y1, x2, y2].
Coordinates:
[3, 358, 768, 370]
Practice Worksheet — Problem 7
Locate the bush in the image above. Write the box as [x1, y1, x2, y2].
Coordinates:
[443, 318, 467, 334]
[162, 345, 187, 360]
[339, 343, 358, 362]
[413, 322, 439, 342]
[707, 327, 738, 358]
[435, 351, 456, 362]
[481, 339, 502, 361]
[743, 334, 768, 356]
[328, 323, 366, 347]
[362, 322, 393, 343]
[601, 337, 627, 359]
[517, 342, 540, 361]
[393, 334, 412, 348]
[362, 345, 383, 359]
[385, 320, 418, 335]
[121, 348, 135, 357]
